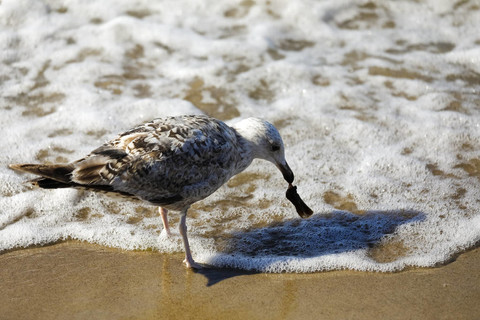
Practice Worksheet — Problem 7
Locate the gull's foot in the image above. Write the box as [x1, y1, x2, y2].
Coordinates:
[183, 258, 202, 269]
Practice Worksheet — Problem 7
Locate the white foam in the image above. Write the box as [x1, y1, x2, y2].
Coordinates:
[1, 0, 479, 272]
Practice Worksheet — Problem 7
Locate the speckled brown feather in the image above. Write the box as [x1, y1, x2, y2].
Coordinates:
[10, 115, 252, 210]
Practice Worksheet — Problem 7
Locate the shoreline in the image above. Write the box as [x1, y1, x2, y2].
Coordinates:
[1, 241, 479, 320]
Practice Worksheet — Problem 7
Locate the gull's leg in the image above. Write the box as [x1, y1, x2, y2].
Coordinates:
[159, 207, 171, 236]
[179, 206, 201, 269]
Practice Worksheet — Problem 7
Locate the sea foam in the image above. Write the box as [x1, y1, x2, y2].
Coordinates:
[1, 0, 479, 272]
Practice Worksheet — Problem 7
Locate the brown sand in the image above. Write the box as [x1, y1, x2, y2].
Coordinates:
[0, 242, 479, 320]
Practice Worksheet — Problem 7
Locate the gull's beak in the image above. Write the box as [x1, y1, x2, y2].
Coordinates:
[277, 161, 294, 184]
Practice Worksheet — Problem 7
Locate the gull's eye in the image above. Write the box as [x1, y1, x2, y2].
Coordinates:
[271, 144, 280, 152]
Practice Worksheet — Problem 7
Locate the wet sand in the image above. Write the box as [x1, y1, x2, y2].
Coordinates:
[1, 242, 479, 320]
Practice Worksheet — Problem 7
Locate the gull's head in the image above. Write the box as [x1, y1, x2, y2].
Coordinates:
[233, 117, 294, 184]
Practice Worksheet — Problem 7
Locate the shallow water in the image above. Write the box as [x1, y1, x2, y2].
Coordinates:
[1, 0, 479, 272]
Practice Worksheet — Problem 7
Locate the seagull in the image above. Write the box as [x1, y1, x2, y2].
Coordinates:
[10, 115, 304, 269]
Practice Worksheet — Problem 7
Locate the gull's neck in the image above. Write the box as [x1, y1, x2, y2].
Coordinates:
[231, 118, 267, 166]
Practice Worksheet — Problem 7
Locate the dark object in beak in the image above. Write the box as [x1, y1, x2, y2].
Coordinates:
[277, 162, 294, 184]
[286, 184, 313, 218]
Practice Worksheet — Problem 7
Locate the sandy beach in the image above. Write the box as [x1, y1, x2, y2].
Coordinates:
[1, 241, 478, 320]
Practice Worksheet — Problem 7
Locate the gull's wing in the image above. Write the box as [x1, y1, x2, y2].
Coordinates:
[69, 115, 242, 205]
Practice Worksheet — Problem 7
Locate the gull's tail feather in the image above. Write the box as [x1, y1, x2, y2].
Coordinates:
[9, 163, 74, 188]
[8, 163, 138, 199]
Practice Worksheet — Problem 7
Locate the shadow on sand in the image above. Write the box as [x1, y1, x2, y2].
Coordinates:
[195, 209, 425, 286]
